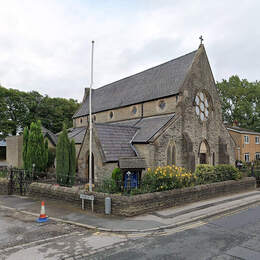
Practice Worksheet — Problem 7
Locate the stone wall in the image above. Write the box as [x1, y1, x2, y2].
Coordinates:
[0, 178, 9, 195]
[28, 177, 255, 216]
[73, 95, 179, 128]
[6, 135, 23, 168]
[77, 124, 118, 184]
[152, 45, 236, 171]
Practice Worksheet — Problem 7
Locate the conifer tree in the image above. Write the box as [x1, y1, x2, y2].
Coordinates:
[56, 124, 70, 185]
[44, 139, 49, 171]
[26, 120, 46, 172]
[22, 126, 29, 169]
[69, 139, 76, 185]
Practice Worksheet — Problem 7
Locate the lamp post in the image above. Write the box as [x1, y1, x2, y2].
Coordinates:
[89, 41, 94, 192]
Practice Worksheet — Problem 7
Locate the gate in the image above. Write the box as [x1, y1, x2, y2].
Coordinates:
[8, 168, 33, 195]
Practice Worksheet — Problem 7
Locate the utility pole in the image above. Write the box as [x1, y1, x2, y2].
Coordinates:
[89, 40, 94, 192]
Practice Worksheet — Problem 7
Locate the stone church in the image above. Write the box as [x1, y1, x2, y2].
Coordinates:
[70, 44, 236, 184]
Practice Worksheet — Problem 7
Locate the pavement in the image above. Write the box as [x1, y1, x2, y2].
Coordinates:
[0, 190, 260, 234]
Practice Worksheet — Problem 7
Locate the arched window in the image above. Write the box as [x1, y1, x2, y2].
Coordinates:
[167, 146, 171, 165]
[172, 145, 176, 165]
[166, 143, 176, 165]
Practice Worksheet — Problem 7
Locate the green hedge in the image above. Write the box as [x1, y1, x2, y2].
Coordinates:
[195, 164, 241, 183]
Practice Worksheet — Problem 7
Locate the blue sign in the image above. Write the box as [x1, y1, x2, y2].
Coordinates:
[124, 172, 138, 188]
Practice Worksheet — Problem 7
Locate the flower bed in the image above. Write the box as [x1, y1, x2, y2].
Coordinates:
[97, 164, 242, 195]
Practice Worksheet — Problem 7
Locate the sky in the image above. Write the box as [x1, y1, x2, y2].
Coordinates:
[0, 0, 260, 101]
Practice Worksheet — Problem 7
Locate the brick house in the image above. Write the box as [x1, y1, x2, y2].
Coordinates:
[227, 125, 260, 162]
[72, 44, 236, 184]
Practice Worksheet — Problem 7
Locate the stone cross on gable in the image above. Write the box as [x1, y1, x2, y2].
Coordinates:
[199, 35, 204, 45]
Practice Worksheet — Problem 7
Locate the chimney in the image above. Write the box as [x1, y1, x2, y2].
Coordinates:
[82, 88, 90, 102]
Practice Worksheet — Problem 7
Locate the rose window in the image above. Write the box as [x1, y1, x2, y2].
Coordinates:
[195, 92, 209, 121]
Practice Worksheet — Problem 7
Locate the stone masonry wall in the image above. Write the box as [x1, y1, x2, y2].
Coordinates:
[153, 45, 236, 171]
[0, 178, 9, 195]
[74, 95, 178, 128]
[28, 177, 255, 216]
[77, 128, 118, 185]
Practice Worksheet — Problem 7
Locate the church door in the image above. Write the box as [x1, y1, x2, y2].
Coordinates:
[199, 153, 206, 164]
[199, 140, 209, 164]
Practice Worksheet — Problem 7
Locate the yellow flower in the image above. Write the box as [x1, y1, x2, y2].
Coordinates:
[148, 168, 151, 171]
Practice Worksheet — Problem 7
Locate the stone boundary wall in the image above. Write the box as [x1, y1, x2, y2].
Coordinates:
[28, 177, 256, 216]
[0, 178, 9, 195]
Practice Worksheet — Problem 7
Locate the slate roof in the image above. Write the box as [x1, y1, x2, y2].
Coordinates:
[41, 127, 58, 146]
[227, 126, 260, 135]
[68, 126, 86, 144]
[74, 50, 196, 118]
[119, 157, 147, 169]
[95, 124, 138, 162]
[111, 114, 175, 143]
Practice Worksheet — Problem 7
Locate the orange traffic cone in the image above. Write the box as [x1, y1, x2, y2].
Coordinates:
[37, 201, 48, 223]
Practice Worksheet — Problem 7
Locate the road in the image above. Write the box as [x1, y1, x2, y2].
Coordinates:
[1, 203, 260, 260]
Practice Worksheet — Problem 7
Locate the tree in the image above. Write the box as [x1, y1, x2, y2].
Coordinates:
[26, 121, 47, 172]
[216, 75, 260, 131]
[44, 139, 49, 171]
[56, 125, 70, 185]
[56, 124, 76, 186]
[69, 139, 76, 186]
[0, 85, 80, 138]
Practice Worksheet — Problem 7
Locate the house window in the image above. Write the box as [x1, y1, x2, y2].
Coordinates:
[159, 100, 166, 110]
[131, 106, 137, 115]
[80, 118, 83, 124]
[255, 136, 259, 144]
[244, 153, 250, 162]
[255, 152, 260, 160]
[109, 111, 114, 119]
[244, 135, 249, 144]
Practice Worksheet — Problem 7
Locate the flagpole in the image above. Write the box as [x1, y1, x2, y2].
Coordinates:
[89, 40, 94, 192]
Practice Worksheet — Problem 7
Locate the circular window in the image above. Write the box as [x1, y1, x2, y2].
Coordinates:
[132, 106, 137, 115]
[159, 100, 166, 110]
[109, 111, 114, 119]
[195, 92, 210, 121]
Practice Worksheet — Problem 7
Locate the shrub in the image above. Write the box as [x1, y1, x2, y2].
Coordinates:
[214, 164, 241, 181]
[112, 168, 122, 182]
[195, 164, 216, 184]
[0, 170, 7, 178]
[140, 165, 194, 193]
[95, 178, 118, 194]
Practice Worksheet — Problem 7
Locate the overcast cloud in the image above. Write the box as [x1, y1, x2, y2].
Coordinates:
[0, 0, 259, 101]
